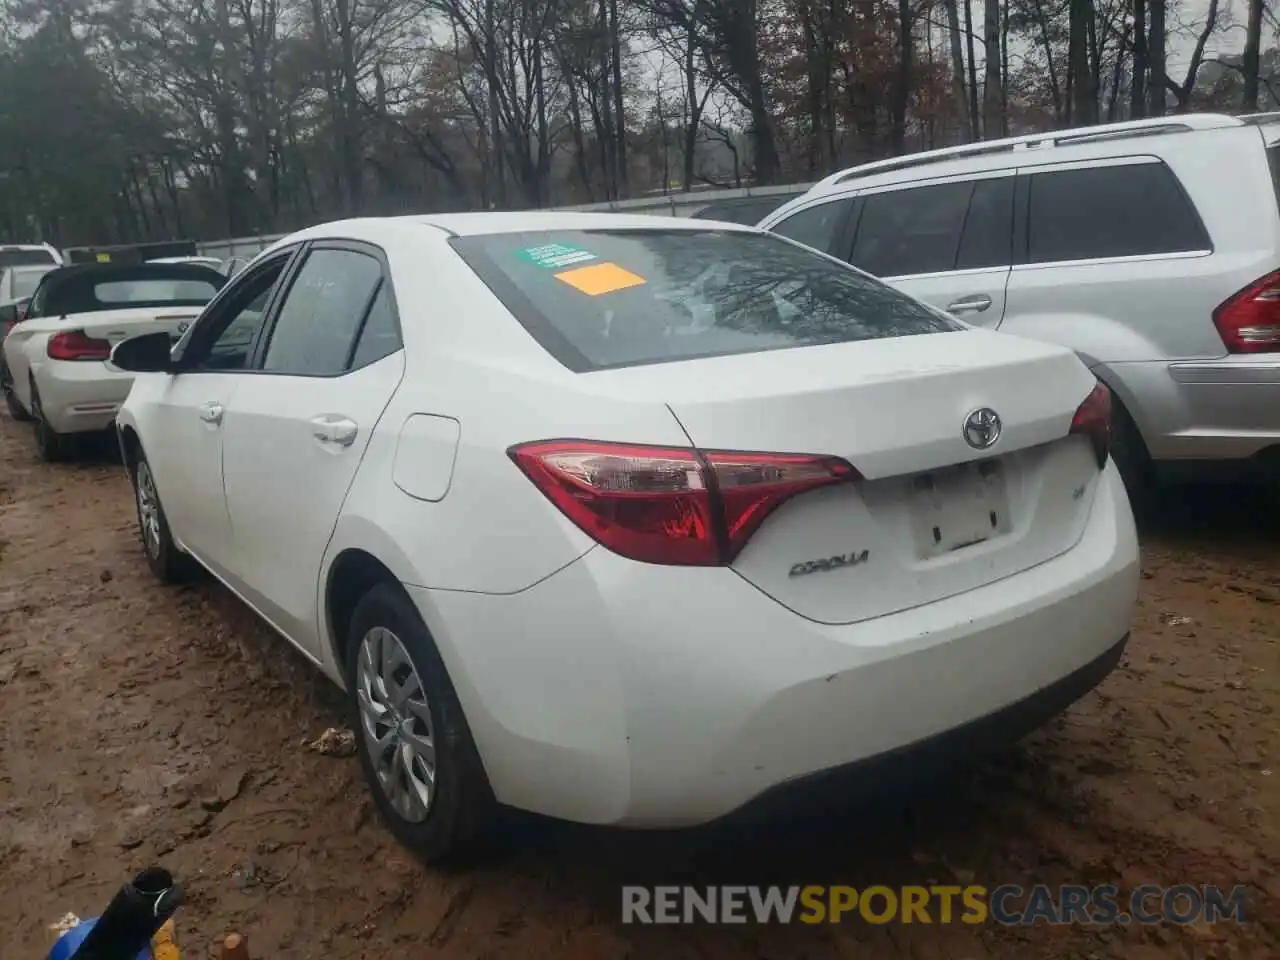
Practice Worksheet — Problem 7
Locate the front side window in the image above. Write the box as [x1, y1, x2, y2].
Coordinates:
[769, 198, 855, 254]
[451, 229, 961, 372]
[262, 249, 385, 376]
[187, 259, 288, 372]
[1026, 162, 1210, 263]
[850, 181, 974, 277]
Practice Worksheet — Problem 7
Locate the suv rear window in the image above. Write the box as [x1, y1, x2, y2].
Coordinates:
[451, 229, 961, 372]
[1026, 161, 1210, 263]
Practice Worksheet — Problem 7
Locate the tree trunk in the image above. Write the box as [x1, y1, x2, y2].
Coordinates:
[1001, 0, 1010, 132]
[608, 0, 628, 195]
[1146, 0, 1166, 117]
[1069, 0, 1096, 124]
[983, 0, 1002, 137]
[944, 0, 969, 139]
[1243, 0, 1264, 110]
[682, 16, 700, 191]
[963, 0, 980, 138]
[1130, 0, 1146, 118]
[891, 0, 911, 153]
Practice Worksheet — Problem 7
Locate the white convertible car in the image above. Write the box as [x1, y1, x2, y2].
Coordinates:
[109, 213, 1138, 861]
[1, 262, 225, 459]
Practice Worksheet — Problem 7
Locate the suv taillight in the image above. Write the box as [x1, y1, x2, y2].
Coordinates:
[1213, 270, 1280, 353]
[508, 440, 859, 565]
[48, 330, 111, 361]
[1069, 381, 1112, 468]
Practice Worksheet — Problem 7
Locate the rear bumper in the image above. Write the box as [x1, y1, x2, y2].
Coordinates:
[33, 360, 133, 434]
[411, 462, 1138, 827]
[1102, 356, 1280, 462]
[735, 632, 1127, 821]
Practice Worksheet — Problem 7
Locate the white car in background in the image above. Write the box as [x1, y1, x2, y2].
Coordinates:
[0, 243, 62, 268]
[2, 261, 225, 459]
[0, 264, 57, 304]
[150, 255, 246, 277]
[109, 213, 1139, 861]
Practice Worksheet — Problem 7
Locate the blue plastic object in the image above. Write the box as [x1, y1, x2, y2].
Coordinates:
[48, 917, 154, 960]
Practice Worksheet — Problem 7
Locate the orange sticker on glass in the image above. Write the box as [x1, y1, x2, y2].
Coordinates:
[555, 261, 646, 296]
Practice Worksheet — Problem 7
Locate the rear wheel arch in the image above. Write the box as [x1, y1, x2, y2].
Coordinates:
[119, 425, 143, 473]
[325, 548, 409, 679]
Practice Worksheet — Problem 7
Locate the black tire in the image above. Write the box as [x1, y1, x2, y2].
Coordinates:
[1110, 395, 1155, 518]
[0, 356, 32, 422]
[3, 382, 31, 422]
[346, 583, 494, 863]
[29, 379, 69, 462]
[130, 450, 196, 583]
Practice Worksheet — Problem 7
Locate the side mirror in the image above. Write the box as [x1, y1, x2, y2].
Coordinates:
[110, 331, 175, 374]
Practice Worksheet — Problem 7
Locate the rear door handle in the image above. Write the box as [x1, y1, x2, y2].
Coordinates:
[198, 401, 224, 425]
[311, 415, 358, 448]
[946, 294, 993, 315]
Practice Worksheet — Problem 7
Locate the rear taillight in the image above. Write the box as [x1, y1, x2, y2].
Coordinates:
[47, 330, 111, 361]
[1213, 270, 1280, 353]
[508, 440, 858, 566]
[1069, 381, 1112, 468]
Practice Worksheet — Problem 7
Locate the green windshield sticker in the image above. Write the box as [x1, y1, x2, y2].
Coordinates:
[517, 243, 597, 269]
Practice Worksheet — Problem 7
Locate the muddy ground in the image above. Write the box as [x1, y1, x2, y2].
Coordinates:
[0, 411, 1276, 960]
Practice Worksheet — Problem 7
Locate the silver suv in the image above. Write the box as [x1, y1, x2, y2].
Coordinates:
[758, 113, 1280, 499]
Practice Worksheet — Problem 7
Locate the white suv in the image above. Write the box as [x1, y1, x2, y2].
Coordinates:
[758, 113, 1280, 499]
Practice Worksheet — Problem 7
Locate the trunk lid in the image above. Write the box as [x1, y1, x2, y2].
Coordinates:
[581, 329, 1104, 624]
[61, 307, 201, 346]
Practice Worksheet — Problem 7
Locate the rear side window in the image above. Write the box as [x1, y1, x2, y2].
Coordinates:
[348, 285, 403, 368]
[851, 182, 974, 277]
[262, 248, 384, 376]
[1026, 162, 1210, 263]
[1267, 145, 1280, 213]
[769, 198, 855, 254]
[450, 229, 961, 373]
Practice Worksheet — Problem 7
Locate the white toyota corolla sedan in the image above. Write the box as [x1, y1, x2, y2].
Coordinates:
[110, 212, 1139, 860]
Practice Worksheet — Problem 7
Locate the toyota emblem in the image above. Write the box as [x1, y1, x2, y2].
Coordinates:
[963, 408, 1002, 450]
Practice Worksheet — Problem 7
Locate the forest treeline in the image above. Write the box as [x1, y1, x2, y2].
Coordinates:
[0, 0, 1274, 244]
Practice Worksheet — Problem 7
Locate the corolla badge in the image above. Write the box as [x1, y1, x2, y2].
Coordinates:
[789, 550, 870, 578]
[963, 407, 1002, 450]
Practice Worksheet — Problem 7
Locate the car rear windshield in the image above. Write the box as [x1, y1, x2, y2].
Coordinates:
[93, 278, 219, 306]
[0, 249, 56, 267]
[450, 229, 961, 371]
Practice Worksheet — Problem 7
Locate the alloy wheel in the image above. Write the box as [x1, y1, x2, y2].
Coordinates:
[355, 626, 437, 823]
[135, 462, 162, 559]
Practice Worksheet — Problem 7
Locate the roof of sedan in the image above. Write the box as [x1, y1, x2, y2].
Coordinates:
[283, 211, 762, 244]
[414, 211, 761, 236]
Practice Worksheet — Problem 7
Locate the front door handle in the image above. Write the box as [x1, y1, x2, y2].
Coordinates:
[947, 294, 993, 315]
[198, 401, 224, 425]
[311, 415, 358, 448]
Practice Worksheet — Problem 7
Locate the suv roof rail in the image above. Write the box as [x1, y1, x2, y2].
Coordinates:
[1237, 111, 1280, 126]
[813, 114, 1243, 190]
